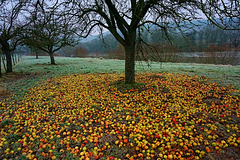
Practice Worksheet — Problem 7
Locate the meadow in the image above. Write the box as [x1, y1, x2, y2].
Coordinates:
[0, 56, 240, 160]
[3, 56, 240, 97]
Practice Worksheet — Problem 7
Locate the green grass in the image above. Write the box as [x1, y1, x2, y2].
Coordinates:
[1, 55, 240, 99]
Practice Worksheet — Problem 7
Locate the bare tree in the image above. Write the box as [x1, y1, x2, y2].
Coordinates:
[63, 0, 202, 83]
[62, 0, 240, 83]
[198, 0, 240, 30]
[201, 44, 239, 65]
[22, 0, 77, 64]
[0, 0, 29, 74]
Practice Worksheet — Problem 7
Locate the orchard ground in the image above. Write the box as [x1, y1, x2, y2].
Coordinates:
[0, 56, 239, 160]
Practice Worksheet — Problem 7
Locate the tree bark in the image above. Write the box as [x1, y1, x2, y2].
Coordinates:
[49, 52, 56, 64]
[124, 42, 135, 84]
[0, 54, 2, 78]
[36, 52, 38, 59]
[14, 53, 17, 64]
[12, 52, 15, 65]
[2, 55, 6, 72]
[5, 49, 13, 73]
[1, 41, 13, 73]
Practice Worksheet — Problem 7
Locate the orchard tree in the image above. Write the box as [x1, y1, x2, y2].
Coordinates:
[0, 0, 29, 74]
[64, 0, 239, 84]
[199, 0, 240, 30]
[64, 0, 199, 83]
[23, 0, 76, 64]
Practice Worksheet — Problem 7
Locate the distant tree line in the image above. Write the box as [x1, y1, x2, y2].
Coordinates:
[57, 22, 240, 65]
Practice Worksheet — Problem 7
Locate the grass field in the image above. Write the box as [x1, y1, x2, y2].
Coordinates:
[0, 56, 240, 160]
[2, 56, 240, 97]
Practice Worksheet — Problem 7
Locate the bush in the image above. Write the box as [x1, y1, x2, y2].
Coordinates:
[200, 44, 239, 65]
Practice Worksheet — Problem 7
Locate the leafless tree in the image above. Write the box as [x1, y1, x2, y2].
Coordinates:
[61, 0, 240, 83]
[63, 0, 202, 83]
[198, 0, 240, 30]
[22, 0, 77, 64]
[201, 44, 239, 65]
[0, 0, 30, 75]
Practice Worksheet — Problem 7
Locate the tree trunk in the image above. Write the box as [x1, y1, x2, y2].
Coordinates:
[15, 53, 17, 64]
[12, 52, 15, 65]
[124, 43, 135, 84]
[5, 49, 13, 73]
[2, 55, 6, 72]
[0, 54, 2, 78]
[2, 41, 13, 73]
[49, 52, 56, 64]
[36, 52, 38, 59]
